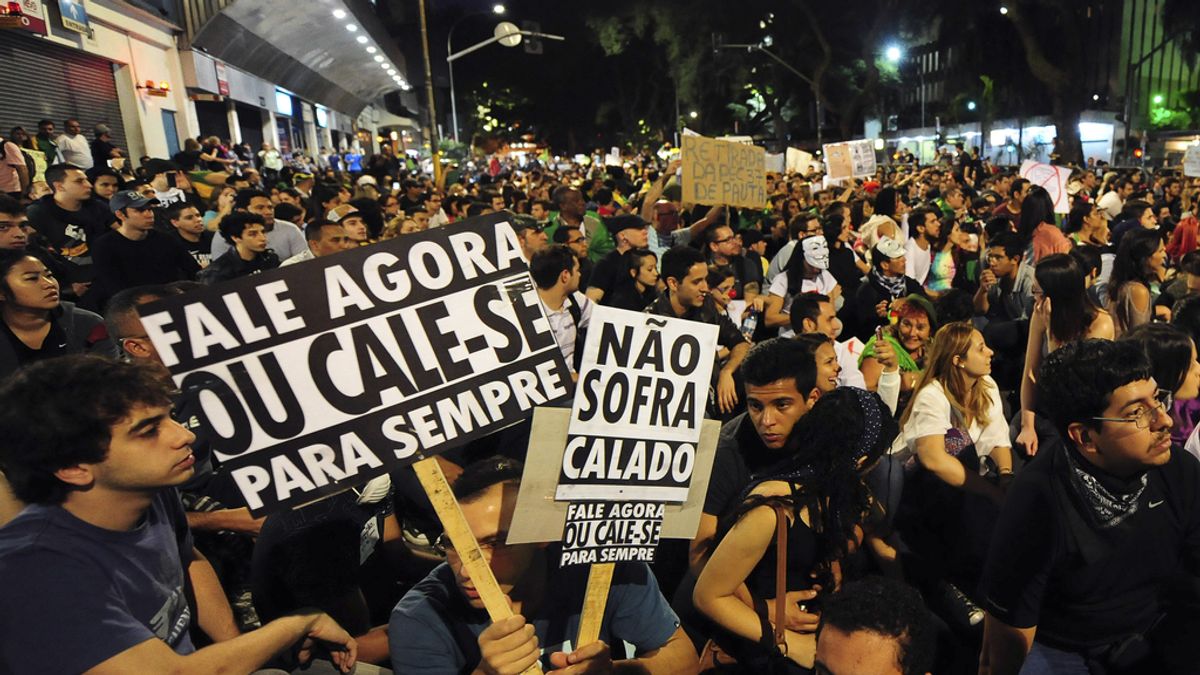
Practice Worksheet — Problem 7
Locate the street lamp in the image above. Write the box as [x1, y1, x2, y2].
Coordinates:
[885, 45, 902, 62]
[689, 111, 699, 119]
[447, 21, 565, 143]
[967, 101, 977, 111]
[492, 4, 506, 14]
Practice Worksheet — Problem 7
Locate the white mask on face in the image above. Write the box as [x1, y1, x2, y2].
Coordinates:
[802, 236, 830, 270]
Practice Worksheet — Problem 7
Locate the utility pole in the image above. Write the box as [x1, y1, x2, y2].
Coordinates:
[418, 0, 442, 185]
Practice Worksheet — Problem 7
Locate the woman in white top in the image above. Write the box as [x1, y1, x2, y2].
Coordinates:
[895, 322, 1013, 595]
[764, 235, 840, 338]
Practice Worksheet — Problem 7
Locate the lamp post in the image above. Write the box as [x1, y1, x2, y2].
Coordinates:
[447, 5, 506, 144]
[447, 23, 565, 144]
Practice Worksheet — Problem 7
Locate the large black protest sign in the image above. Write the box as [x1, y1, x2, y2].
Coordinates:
[555, 307, 718, 503]
[139, 213, 571, 514]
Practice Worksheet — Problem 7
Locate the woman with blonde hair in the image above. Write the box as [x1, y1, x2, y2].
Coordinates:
[894, 322, 1012, 616]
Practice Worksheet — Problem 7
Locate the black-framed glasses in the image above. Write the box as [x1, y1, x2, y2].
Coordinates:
[1091, 389, 1173, 430]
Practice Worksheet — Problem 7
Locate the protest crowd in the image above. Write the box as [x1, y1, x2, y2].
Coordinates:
[2, 118, 1200, 675]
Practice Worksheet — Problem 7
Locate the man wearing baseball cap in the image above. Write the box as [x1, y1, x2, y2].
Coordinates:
[89, 124, 122, 169]
[851, 236, 926, 340]
[85, 190, 200, 310]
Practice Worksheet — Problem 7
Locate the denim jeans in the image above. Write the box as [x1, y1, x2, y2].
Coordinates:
[1020, 642, 1090, 675]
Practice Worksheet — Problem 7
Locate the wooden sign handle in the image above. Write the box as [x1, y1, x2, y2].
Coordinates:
[412, 456, 544, 675]
[575, 562, 615, 648]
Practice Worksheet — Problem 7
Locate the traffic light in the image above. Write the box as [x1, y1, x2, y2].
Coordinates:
[1133, 148, 1144, 159]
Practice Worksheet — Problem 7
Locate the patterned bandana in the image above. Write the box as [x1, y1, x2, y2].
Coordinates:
[1064, 447, 1147, 530]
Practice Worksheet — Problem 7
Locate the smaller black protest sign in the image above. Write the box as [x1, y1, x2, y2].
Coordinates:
[559, 501, 664, 567]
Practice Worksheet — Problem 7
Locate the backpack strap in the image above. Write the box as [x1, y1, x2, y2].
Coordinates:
[565, 293, 587, 372]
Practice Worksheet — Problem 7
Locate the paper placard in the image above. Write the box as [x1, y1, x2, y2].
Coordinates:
[555, 307, 717, 503]
[681, 134, 767, 209]
[506, 407, 720, 545]
[1019, 160, 1072, 214]
[823, 140, 877, 180]
[1185, 146, 1200, 178]
[139, 213, 571, 515]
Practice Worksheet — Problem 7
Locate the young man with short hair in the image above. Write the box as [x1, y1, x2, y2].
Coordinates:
[87, 190, 200, 309]
[904, 206, 939, 286]
[975, 232, 1030, 322]
[26, 163, 115, 255]
[814, 577, 936, 675]
[388, 457, 697, 674]
[209, 189, 307, 261]
[530, 245, 592, 375]
[979, 339, 1200, 674]
[511, 216, 549, 261]
[706, 223, 762, 302]
[648, 245, 749, 415]
[0, 356, 358, 673]
[552, 225, 593, 290]
[199, 212, 280, 284]
[166, 201, 214, 268]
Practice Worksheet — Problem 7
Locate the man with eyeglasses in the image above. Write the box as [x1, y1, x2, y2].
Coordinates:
[389, 456, 698, 674]
[979, 339, 1200, 674]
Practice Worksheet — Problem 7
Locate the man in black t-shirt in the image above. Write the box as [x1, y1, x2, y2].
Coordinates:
[979, 340, 1200, 674]
[85, 191, 200, 311]
[689, 337, 819, 570]
[585, 215, 649, 303]
[166, 202, 214, 268]
[647, 245, 749, 418]
[25, 163, 115, 255]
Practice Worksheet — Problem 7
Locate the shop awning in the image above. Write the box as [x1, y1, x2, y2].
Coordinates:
[191, 0, 409, 117]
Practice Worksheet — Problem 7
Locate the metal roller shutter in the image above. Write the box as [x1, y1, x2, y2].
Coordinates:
[0, 30, 128, 155]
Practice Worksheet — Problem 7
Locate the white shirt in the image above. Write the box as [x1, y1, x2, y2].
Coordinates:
[429, 209, 450, 228]
[766, 239, 796, 284]
[769, 270, 838, 338]
[210, 220, 308, 260]
[540, 291, 592, 373]
[1097, 190, 1124, 219]
[55, 133, 92, 170]
[905, 238, 932, 285]
[280, 249, 314, 267]
[901, 377, 1008, 461]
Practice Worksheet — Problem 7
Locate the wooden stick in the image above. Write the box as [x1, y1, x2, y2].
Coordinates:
[575, 562, 615, 648]
[412, 456, 543, 675]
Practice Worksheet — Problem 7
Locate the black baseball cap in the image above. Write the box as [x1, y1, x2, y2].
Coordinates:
[109, 190, 155, 213]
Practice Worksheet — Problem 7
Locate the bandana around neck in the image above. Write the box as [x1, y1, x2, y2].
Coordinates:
[1064, 448, 1147, 530]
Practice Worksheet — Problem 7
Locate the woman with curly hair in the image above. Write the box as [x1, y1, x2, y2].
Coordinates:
[694, 387, 897, 672]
